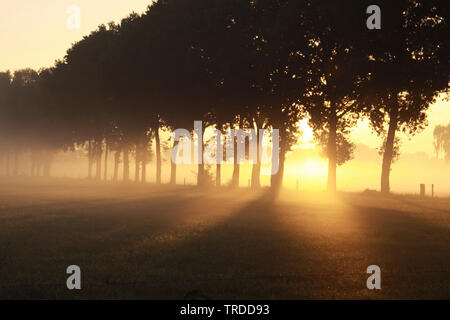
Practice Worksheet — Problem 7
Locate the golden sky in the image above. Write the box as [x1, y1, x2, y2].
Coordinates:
[0, 0, 151, 71]
[2, 1, 449, 194]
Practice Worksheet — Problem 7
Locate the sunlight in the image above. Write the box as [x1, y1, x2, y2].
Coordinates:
[283, 158, 329, 191]
[298, 159, 328, 178]
[296, 118, 315, 149]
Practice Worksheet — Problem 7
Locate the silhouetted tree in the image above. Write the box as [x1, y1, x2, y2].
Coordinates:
[305, 1, 371, 193]
[7, 69, 40, 176]
[64, 24, 119, 180]
[0, 71, 12, 176]
[2, 0, 447, 196]
[362, 0, 449, 193]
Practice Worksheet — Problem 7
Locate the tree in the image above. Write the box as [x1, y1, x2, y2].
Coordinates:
[246, 0, 320, 193]
[363, 0, 449, 194]
[305, 1, 371, 193]
[180, 0, 319, 191]
[144, 0, 229, 187]
[6, 69, 40, 176]
[111, 13, 155, 184]
[63, 23, 119, 180]
[0, 71, 12, 176]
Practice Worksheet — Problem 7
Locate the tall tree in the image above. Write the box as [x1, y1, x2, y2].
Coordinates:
[64, 23, 119, 180]
[0, 71, 12, 176]
[362, 0, 449, 193]
[306, 1, 370, 192]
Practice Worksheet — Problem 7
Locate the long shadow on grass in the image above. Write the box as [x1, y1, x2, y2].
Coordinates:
[0, 188, 237, 299]
[342, 202, 450, 299]
[99, 191, 353, 299]
[133, 194, 450, 299]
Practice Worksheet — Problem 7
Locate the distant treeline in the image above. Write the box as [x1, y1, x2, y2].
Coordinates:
[434, 123, 450, 162]
[0, 0, 448, 193]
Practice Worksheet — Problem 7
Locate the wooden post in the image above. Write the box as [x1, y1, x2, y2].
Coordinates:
[431, 184, 434, 198]
[420, 184, 425, 198]
[184, 178, 186, 186]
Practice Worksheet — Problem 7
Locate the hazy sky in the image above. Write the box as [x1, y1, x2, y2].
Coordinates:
[0, 0, 151, 71]
[1, 0, 449, 161]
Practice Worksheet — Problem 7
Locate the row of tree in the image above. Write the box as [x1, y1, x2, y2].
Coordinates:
[0, 0, 448, 193]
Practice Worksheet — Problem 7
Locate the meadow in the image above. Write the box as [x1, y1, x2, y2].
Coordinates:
[0, 178, 449, 299]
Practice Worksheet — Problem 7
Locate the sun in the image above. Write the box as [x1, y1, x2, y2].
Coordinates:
[284, 157, 328, 191]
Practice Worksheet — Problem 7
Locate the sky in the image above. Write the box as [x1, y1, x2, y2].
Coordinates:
[0, 0, 151, 71]
[1, 1, 449, 194]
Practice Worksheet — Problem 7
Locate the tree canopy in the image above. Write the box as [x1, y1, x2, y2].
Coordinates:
[0, 0, 448, 193]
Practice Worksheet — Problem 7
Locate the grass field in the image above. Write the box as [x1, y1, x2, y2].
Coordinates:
[0, 178, 449, 299]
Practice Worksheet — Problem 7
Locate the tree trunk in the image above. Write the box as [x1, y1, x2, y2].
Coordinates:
[95, 141, 102, 180]
[251, 162, 261, 189]
[271, 145, 286, 196]
[216, 163, 221, 187]
[141, 151, 146, 184]
[197, 163, 204, 186]
[216, 131, 225, 187]
[170, 139, 179, 185]
[113, 150, 120, 182]
[88, 140, 93, 179]
[327, 108, 337, 193]
[197, 127, 206, 186]
[381, 106, 399, 194]
[134, 145, 140, 183]
[104, 141, 108, 181]
[231, 134, 240, 188]
[154, 125, 162, 185]
[123, 146, 130, 182]
[251, 128, 261, 189]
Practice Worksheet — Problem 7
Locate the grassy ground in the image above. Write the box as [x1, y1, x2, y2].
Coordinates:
[0, 178, 449, 299]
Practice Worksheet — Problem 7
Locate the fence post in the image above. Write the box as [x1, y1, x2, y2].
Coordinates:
[420, 184, 425, 198]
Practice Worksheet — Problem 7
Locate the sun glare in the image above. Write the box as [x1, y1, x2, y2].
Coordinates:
[298, 159, 328, 178]
[296, 119, 315, 149]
